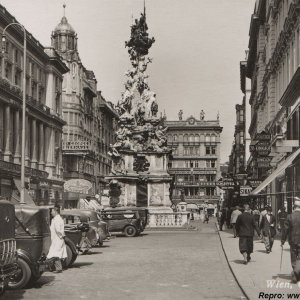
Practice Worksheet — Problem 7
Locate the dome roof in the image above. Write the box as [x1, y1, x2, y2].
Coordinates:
[54, 16, 75, 34]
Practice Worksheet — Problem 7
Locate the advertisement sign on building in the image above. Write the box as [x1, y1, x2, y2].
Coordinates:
[240, 186, 252, 196]
[64, 179, 92, 194]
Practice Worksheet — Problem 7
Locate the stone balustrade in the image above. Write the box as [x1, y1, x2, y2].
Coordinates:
[148, 212, 190, 228]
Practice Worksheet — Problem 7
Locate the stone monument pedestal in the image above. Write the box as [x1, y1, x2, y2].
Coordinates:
[106, 151, 173, 209]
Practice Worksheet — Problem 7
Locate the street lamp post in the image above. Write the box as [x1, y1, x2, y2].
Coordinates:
[2, 23, 27, 204]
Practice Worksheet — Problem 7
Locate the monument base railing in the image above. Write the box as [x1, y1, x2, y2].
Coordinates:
[147, 212, 190, 228]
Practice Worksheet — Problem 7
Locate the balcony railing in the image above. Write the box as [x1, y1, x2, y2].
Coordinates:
[148, 212, 190, 228]
[176, 181, 216, 187]
[0, 159, 48, 178]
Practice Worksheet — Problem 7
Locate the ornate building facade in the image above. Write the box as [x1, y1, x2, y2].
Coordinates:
[51, 12, 118, 207]
[166, 113, 223, 205]
[0, 4, 68, 204]
[245, 0, 300, 213]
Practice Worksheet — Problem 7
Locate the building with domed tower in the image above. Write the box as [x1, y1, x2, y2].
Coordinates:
[51, 6, 118, 207]
[166, 111, 223, 206]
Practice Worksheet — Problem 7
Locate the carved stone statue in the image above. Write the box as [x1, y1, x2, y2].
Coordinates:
[178, 109, 183, 120]
[200, 110, 205, 120]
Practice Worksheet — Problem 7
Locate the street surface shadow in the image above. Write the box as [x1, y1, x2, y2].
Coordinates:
[272, 273, 292, 280]
[256, 250, 268, 253]
[99, 245, 110, 248]
[70, 262, 93, 269]
[232, 259, 246, 265]
[84, 251, 102, 255]
[29, 275, 56, 289]
[1, 290, 25, 300]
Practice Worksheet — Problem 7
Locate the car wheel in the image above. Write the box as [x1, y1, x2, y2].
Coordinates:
[8, 257, 32, 289]
[124, 225, 137, 237]
[64, 244, 77, 268]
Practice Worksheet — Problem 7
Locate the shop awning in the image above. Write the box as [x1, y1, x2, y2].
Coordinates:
[13, 179, 36, 205]
[251, 147, 300, 195]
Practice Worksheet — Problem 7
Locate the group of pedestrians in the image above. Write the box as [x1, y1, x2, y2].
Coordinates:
[219, 199, 300, 284]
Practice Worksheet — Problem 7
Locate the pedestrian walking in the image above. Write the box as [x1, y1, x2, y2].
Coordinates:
[259, 207, 276, 253]
[230, 206, 242, 238]
[203, 209, 209, 224]
[259, 206, 268, 226]
[47, 205, 67, 273]
[235, 204, 261, 265]
[281, 198, 300, 283]
[219, 207, 228, 231]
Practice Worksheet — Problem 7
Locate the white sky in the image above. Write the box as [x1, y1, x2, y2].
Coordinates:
[0, 0, 255, 163]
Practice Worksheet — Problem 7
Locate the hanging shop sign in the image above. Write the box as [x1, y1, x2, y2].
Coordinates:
[255, 142, 271, 156]
[256, 157, 272, 168]
[216, 177, 235, 190]
[255, 131, 271, 141]
[248, 179, 262, 188]
[240, 186, 253, 196]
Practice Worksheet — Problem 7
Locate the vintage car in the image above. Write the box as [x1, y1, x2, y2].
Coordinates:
[100, 210, 142, 237]
[64, 221, 92, 256]
[0, 201, 17, 296]
[61, 209, 109, 247]
[9, 205, 51, 289]
[103, 207, 148, 231]
[63, 223, 85, 267]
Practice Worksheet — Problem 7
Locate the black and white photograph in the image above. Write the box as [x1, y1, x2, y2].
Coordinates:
[0, 0, 300, 299]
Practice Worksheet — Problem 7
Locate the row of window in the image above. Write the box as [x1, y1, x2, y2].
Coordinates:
[168, 134, 218, 143]
[177, 175, 215, 182]
[172, 146, 217, 156]
[175, 187, 216, 197]
[169, 160, 216, 168]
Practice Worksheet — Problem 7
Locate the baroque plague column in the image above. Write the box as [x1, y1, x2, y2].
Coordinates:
[106, 9, 173, 213]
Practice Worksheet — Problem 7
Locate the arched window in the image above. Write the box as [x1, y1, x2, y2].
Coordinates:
[173, 134, 178, 141]
[195, 134, 200, 142]
[189, 134, 194, 142]
[211, 134, 216, 142]
[183, 134, 188, 143]
[205, 135, 210, 143]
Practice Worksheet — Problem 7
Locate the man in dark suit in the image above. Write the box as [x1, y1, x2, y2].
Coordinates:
[281, 198, 300, 283]
[259, 206, 276, 253]
[236, 204, 261, 264]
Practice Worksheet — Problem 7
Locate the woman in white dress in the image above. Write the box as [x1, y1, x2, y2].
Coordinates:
[47, 205, 67, 273]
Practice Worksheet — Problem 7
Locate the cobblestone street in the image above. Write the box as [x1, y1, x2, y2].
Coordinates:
[3, 220, 245, 300]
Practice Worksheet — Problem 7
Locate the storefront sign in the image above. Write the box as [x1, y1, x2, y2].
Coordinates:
[240, 186, 252, 196]
[216, 177, 235, 189]
[64, 179, 92, 194]
[39, 181, 49, 188]
[248, 180, 262, 188]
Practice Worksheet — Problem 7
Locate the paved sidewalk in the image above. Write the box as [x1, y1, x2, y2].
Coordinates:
[218, 226, 300, 299]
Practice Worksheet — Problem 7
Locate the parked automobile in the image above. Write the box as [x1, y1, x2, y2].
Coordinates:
[10, 205, 51, 289]
[63, 223, 86, 267]
[61, 209, 109, 246]
[103, 207, 149, 231]
[0, 200, 17, 296]
[100, 210, 142, 237]
[64, 220, 92, 256]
